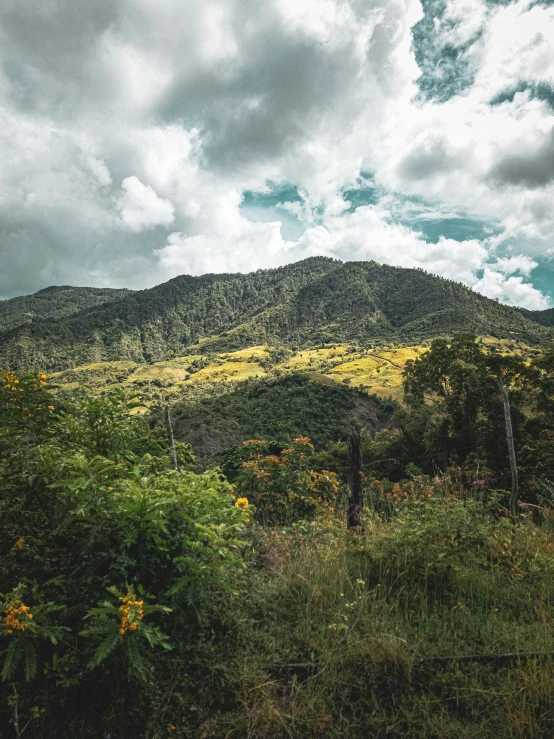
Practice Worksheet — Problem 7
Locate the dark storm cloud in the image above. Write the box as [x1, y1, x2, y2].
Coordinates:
[1, 0, 118, 114]
[397, 137, 463, 181]
[489, 128, 554, 188]
[152, 3, 376, 171]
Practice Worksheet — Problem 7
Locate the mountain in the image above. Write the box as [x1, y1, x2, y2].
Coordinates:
[0, 285, 133, 334]
[518, 307, 554, 328]
[0, 258, 550, 371]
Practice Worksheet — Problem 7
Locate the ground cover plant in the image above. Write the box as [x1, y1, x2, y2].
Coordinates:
[2, 333, 554, 737]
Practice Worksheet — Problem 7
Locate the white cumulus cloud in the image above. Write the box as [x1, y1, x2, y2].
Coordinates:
[117, 176, 175, 232]
[0, 0, 553, 309]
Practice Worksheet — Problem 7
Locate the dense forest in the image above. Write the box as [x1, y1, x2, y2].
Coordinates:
[2, 327, 554, 737]
[519, 306, 554, 327]
[0, 286, 133, 334]
[0, 258, 551, 371]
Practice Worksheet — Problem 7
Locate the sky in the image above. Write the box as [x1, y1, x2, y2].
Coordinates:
[1, 0, 554, 309]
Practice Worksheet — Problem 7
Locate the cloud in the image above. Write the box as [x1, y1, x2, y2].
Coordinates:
[153, 202, 548, 309]
[0, 0, 553, 310]
[489, 127, 554, 189]
[493, 255, 538, 276]
[472, 269, 549, 310]
[117, 176, 175, 232]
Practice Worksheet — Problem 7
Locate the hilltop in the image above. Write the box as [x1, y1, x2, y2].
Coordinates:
[0, 285, 133, 334]
[0, 258, 551, 372]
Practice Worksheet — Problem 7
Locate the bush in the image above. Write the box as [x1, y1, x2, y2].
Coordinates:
[0, 371, 250, 737]
[234, 437, 339, 525]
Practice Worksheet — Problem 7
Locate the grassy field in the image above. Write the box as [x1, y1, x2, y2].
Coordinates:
[206, 492, 554, 738]
[50, 336, 542, 409]
[50, 343, 420, 404]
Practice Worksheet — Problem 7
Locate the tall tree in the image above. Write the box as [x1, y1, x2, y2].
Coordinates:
[403, 334, 527, 504]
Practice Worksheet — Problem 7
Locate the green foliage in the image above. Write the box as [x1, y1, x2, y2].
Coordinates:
[0, 372, 249, 735]
[235, 437, 339, 524]
[81, 586, 172, 682]
[0, 285, 132, 334]
[4, 328, 554, 735]
[394, 334, 527, 483]
[519, 305, 554, 327]
[173, 373, 389, 462]
[0, 584, 69, 682]
[1, 258, 549, 372]
[211, 493, 554, 737]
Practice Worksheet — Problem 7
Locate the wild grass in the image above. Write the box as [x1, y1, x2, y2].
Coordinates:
[204, 497, 554, 738]
[327, 347, 422, 399]
[191, 360, 266, 384]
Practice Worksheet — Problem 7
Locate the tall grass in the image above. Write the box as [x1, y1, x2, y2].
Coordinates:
[204, 495, 554, 738]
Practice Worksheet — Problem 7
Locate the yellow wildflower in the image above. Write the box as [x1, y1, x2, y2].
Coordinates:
[2, 598, 33, 635]
[118, 591, 144, 635]
[234, 497, 249, 509]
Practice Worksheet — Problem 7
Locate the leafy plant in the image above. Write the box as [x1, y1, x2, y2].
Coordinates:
[81, 586, 172, 682]
[235, 437, 339, 524]
[0, 585, 69, 682]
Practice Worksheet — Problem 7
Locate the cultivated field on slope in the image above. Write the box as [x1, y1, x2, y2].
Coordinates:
[48, 337, 539, 409]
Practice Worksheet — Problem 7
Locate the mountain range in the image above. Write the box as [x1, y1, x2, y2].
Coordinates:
[0, 257, 551, 372]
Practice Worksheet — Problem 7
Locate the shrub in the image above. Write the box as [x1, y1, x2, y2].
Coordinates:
[235, 437, 339, 524]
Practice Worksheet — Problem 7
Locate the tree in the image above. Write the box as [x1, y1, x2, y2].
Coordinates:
[403, 334, 528, 508]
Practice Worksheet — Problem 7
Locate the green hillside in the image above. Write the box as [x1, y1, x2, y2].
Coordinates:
[0, 258, 550, 371]
[4, 336, 554, 737]
[169, 372, 394, 462]
[520, 306, 554, 327]
[0, 285, 133, 333]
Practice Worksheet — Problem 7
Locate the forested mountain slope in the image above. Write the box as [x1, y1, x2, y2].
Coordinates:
[170, 372, 394, 462]
[0, 258, 550, 371]
[0, 285, 133, 333]
[519, 306, 554, 327]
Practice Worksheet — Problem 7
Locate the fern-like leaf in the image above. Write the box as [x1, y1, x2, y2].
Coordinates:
[88, 629, 121, 669]
[1, 637, 24, 681]
[126, 637, 148, 683]
[24, 642, 37, 681]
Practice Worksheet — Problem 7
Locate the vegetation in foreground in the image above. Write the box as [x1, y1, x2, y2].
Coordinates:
[2, 334, 554, 737]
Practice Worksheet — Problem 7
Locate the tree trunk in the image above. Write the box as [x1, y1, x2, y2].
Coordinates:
[497, 380, 518, 516]
[347, 428, 363, 531]
[164, 406, 179, 471]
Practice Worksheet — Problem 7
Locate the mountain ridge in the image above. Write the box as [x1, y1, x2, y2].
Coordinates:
[0, 258, 551, 372]
[0, 285, 134, 334]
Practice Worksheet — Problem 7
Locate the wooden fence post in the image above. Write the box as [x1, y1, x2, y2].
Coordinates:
[165, 406, 179, 471]
[497, 380, 518, 516]
[348, 428, 363, 531]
